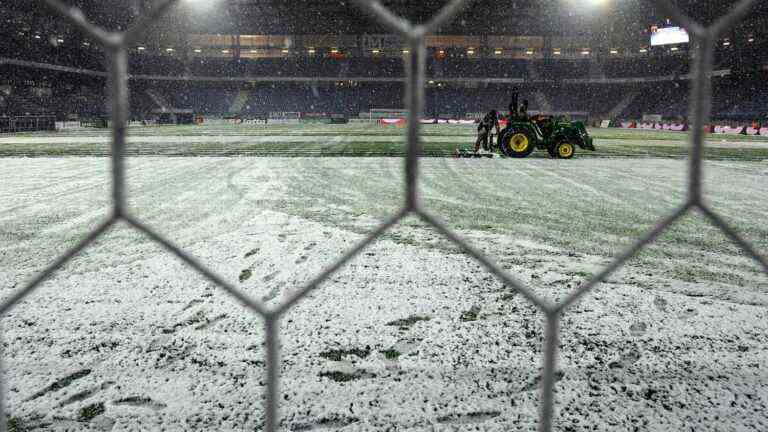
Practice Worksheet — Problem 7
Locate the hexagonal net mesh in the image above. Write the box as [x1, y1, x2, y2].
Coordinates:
[2, 1, 767, 431]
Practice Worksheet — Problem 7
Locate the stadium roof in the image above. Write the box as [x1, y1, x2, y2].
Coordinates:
[1, 1, 766, 37]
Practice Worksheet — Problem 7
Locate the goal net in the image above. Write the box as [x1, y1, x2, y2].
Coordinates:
[368, 109, 409, 122]
[268, 111, 302, 124]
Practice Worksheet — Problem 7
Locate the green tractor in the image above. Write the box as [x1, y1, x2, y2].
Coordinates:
[495, 116, 595, 159]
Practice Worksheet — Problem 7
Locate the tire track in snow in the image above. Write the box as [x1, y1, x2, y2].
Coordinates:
[4, 158, 245, 290]
[0, 158, 198, 220]
[520, 160, 625, 206]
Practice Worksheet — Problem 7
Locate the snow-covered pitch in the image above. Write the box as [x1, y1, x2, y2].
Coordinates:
[1, 125, 767, 431]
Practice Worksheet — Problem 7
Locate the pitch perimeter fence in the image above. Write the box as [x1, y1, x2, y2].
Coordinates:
[2, 1, 768, 432]
[0, 116, 56, 133]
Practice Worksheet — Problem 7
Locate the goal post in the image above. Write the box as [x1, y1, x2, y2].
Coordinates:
[368, 109, 409, 122]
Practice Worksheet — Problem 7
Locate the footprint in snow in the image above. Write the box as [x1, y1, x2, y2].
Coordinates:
[59, 381, 115, 407]
[26, 369, 92, 402]
[113, 396, 166, 411]
[239, 268, 253, 282]
[262, 271, 279, 282]
[261, 287, 280, 302]
[629, 322, 647, 337]
[180, 298, 204, 312]
[608, 347, 642, 370]
[678, 307, 698, 319]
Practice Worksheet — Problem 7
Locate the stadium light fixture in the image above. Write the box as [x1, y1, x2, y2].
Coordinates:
[184, 0, 220, 13]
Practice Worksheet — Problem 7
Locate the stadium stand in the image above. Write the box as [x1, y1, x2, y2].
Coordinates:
[1, 8, 767, 125]
[3, 71, 767, 123]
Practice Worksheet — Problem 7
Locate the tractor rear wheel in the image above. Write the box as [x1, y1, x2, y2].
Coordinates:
[554, 140, 575, 159]
[501, 130, 536, 158]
